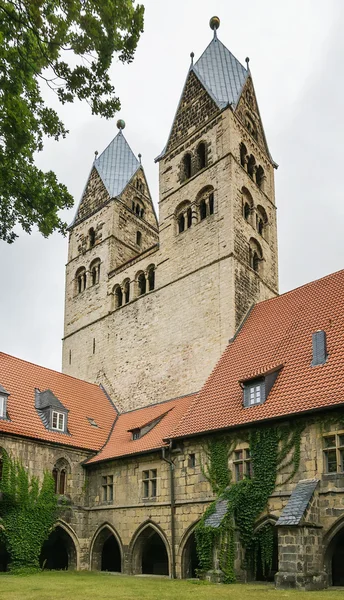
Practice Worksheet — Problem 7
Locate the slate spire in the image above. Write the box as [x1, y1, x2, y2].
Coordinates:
[94, 128, 140, 199]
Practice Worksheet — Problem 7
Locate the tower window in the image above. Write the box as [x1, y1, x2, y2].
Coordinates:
[147, 266, 155, 291]
[137, 272, 146, 296]
[244, 203, 250, 221]
[247, 155, 256, 179]
[89, 227, 96, 248]
[187, 207, 192, 228]
[76, 267, 87, 294]
[240, 143, 247, 168]
[136, 204, 140, 216]
[209, 193, 214, 215]
[256, 205, 268, 239]
[183, 153, 192, 180]
[249, 238, 263, 274]
[123, 280, 130, 304]
[114, 286, 123, 309]
[199, 199, 207, 221]
[93, 338, 96, 355]
[178, 213, 185, 234]
[197, 142, 206, 170]
[90, 259, 100, 286]
[136, 231, 142, 246]
[256, 166, 265, 189]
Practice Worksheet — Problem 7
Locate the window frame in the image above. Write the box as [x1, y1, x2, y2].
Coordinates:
[243, 380, 265, 407]
[233, 448, 251, 482]
[323, 433, 344, 474]
[142, 469, 157, 499]
[0, 395, 6, 419]
[51, 410, 66, 432]
[102, 474, 114, 503]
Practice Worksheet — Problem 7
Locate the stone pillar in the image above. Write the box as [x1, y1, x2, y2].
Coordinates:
[275, 525, 327, 590]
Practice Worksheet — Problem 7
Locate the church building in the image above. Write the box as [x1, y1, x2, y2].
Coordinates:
[1, 18, 344, 590]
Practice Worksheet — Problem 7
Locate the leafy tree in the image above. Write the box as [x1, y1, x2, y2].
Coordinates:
[0, 452, 58, 570]
[0, 0, 144, 242]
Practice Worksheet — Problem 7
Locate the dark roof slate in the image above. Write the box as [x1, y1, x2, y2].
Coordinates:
[94, 130, 140, 199]
[35, 389, 67, 411]
[276, 479, 319, 526]
[204, 497, 229, 528]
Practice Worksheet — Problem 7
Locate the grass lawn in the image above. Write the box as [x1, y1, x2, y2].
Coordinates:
[0, 572, 343, 600]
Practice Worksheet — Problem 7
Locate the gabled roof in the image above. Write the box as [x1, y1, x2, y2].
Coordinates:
[0, 353, 117, 451]
[86, 393, 196, 464]
[193, 34, 248, 110]
[171, 269, 344, 439]
[94, 130, 140, 199]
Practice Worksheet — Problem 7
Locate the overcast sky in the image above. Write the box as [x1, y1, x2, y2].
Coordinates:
[0, 0, 343, 371]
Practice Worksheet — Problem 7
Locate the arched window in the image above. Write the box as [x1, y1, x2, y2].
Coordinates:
[187, 207, 192, 228]
[90, 259, 100, 286]
[147, 266, 155, 291]
[244, 203, 250, 221]
[136, 231, 142, 246]
[247, 155, 256, 179]
[199, 199, 207, 221]
[256, 205, 268, 239]
[123, 279, 130, 304]
[76, 267, 86, 294]
[114, 286, 123, 309]
[240, 143, 247, 168]
[136, 204, 140, 216]
[256, 166, 265, 189]
[178, 213, 185, 234]
[183, 153, 192, 180]
[53, 458, 70, 496]
[197, 142, 206, 170]
[140, 209, 144, 218]
[89, 228, 96, 248]
[137, 272, 146, 296]
[249, 238, 263, 274]
[242, 187, 254, 223]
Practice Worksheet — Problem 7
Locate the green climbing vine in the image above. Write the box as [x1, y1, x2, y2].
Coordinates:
[195, 421, 304, 583]
[0, 452, 58, 571]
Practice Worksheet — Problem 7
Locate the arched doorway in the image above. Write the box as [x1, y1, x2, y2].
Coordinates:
[91, 526, 122, 572]
[132, 525, 169, 576]
[182, 532, 199, 578]
[328, 528, 344, 585]
[40, 526, 77, 570]
[0, 540, 9, 572]
[255, 524, 278, 582]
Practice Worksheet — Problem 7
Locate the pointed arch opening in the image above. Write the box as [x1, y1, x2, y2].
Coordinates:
[40, 525, 77, 570]
[253, 521, 278, 582]
[53, 457, 71, 496]
[90, 525, 122, 573]
[324, 519, 344, 586]
[131, 524, 169, 576]
[181, 530, 200, 579]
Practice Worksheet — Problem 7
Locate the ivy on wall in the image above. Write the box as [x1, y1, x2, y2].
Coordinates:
[0, 452, 58, 571]
[196, 422, 304, 583]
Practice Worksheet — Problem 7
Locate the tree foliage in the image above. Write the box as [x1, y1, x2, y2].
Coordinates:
[0, 452, 58, 570]
[0, 0, 144, 242]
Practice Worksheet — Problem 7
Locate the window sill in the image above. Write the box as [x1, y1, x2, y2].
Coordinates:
[142, 496, 157, 502]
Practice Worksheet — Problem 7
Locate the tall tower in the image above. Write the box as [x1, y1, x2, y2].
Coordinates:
[62, 19, 278, 411]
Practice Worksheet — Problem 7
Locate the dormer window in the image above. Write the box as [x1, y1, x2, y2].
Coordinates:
[132, 429, 140, 440]
[242, 367, 282, 408]
[52, 411, 65, 432]
[0, 385, 9, 419]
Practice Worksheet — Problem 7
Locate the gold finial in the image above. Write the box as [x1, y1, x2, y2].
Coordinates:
[116, 119, 125, 130]
[209, 16, 220, 35]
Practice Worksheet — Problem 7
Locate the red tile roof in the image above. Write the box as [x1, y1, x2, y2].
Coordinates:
[0, 353, 117, 451]
[86, 393, 196, 464]
[171, 269, 344, 439]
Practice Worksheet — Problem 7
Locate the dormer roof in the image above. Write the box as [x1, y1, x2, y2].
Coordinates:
[94, 129, 140, 199]
[35, 389, 67, 411]
[192, 35, 248, 110]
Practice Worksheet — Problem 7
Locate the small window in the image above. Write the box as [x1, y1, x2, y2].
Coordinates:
[76, 268, 87, 294]
[199, 199, 207, 221]
[243, 380, 265, 407]
[209, 193, 214, 215]
[114, 286, 123, 309]
[0, 396, 5, 419]
[69, 350, 72, 365]
[247, 155, 256, 179]
[92, 338, 96, 355]
[89, 227, 96, 248]
[256, 166, 265, 189]
[53, 468, 58, 493]
[187, 207, 192, 228]
[178, 213, 185, 234]
[123, 280, 130, 304]
[59, 469, 66, 495]
[90, 260, 100, 286]
[102, 475, 114, 503]
[132, 429, 140, 440]
[136, 231, 142, 246]
[183, 153, 192, 180]
[240, 143, 247, 168]
[188, 453, 196, 468]
[197, 143, 206, 170]
[244, 203, 250, 221]
[142, 469, 157, 499]
[52, 411, 65, 432]
[233, 448, 251, 481]
[323, 434, 344, 474]
[137, 272, 146, 296]
[148, 267, 155, 292]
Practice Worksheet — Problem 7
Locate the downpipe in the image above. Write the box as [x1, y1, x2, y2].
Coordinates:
[161, 446, 176, 579]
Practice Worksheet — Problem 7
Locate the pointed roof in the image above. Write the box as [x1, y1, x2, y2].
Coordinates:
[94, 129, 140, 199]
[193, 34, 248, 110]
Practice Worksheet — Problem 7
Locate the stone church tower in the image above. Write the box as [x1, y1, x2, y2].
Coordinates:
[62, 18, 278, 411]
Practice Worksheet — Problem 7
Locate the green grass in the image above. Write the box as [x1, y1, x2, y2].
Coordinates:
[0, 571, 342, 600]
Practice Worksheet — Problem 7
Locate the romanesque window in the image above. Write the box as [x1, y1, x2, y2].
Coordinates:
[209, 193, 214, 215]
[142, 469, 157, 499]
[242, 188, 253, 224]
[176, 201, 192, 234]
[196, 186, 215, 222]
[247, 154, 256, 179]
[137, 272, 146, 296]
[323, 434, 344, 474]
[76, 267, 87, 294]
[233, 449, 251, 481]
[178, 213, 185, 233]
[256, 166, 265, 189]
[240, 143, 247, 168]
[199, 199, 207, 221]
[52, 458, 70, 495]
[147, 266, 155, 291]
[249, 238, 263, 274]
[256, 205, 268, 239]
[90, 259, 101, 286]
[187, 207, 192, 228]
[114, 285, 123, 309]
[136, 231, 142, 247]
[102, 475, 114, 502]
[197, 142, 207, 170]
[89, 227, 96, 248]
[123, 279, 130, 304]
[183, 153, 192, 180]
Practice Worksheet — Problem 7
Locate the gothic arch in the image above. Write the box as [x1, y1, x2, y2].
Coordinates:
[40, 520, 80, 570]
[253, 516, 278, 582]
[52, 456, 71, 496]
[178, 520, 201, 579]
[129, 520, 171, 576]
[324, 516, 344, 585]
[89, 523, 123, 572]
